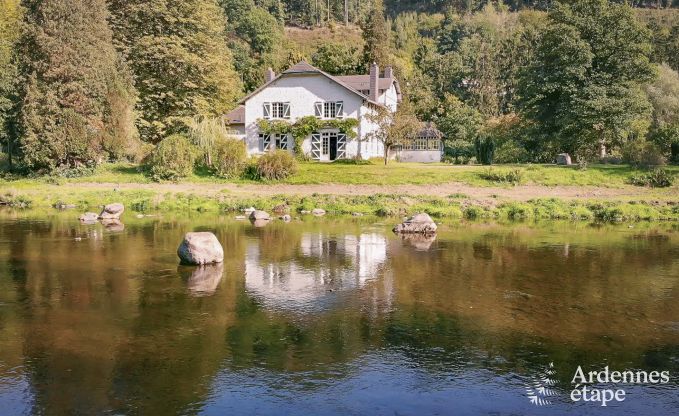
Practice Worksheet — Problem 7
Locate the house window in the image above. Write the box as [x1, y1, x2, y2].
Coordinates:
[414, 138, 428, 150]
[315, 101, 343, 119]
[260, 133, 289, 151]
[274, 134, 289, 150]
[263, 102, 290, 119]
[427, 139, 440, 150]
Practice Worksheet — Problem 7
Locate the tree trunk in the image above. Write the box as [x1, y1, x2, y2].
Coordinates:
[598, 139, 606, 159]
[344, 0, 348, 25]
[384, 145, 389, 165]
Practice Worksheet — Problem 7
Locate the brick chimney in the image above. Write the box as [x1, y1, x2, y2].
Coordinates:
[369, 62, 379, 102]
[265, 67, 275, 83]
[384, 66, 394, 79]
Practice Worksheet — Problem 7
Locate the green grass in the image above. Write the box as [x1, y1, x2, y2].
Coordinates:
[4, 161, 678, 187]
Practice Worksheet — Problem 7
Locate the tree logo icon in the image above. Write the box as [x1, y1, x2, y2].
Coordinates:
[526, 362, 558, 406]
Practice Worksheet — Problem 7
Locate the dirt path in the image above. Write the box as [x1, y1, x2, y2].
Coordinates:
[66, 182, 670, 201]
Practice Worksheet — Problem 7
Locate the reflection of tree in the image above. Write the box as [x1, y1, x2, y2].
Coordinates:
[1, 213, 678, 413]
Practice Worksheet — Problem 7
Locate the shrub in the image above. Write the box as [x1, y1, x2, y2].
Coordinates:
[147, 134, 196, 181]
[479, 168, 524, 185]
[255, 150, 297, 180]
[628, 168, 674, 188]
[474, 133, 495, 165]
[211, 139, 247, 178]
[621, 140, 666, 167]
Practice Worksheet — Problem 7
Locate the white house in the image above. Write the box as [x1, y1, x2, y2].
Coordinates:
[226, 60, 436, 161]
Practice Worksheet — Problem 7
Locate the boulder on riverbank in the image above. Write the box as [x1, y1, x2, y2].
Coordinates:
[556, 153, 572, 165]
[273, 204, 289, 214]
[99, 203, 124, 219]
[280, 214, 291, 222]
[312, 208, 326, 216]
[393, 213, 437, 235]
[79, 212, 99, 224]
[177, 232, 224, 265]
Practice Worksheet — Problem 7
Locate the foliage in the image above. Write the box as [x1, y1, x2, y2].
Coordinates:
[621, 139, 666, 167]
[628, 168, 674, 187]
[479, 168, 524, 184]
[147, 135, 196, 181]
[311, 43, 363, 75]
[475, 133, 496, 165]
[361, 0, 390, 67]
[254, 150, 297, 180]
[109, 0, 242, 143]
[236, 6, 283, 55]
[0, 0, 21, 165]
[185, 116, 235, 167]
[256, 117, 359, 156]
[211, 138, 247, 179]
[434, 94, 483, 162]
[14, 0, 137, 173]
[518, 0, 655, 158]
[366, 104, 422, 165]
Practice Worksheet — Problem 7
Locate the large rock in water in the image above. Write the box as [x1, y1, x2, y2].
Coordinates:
[393, 213, 437, 234]
[99, 203, 125, 219]
[556, 153, 572, 165]
[249, 210, 271, 221]
[177, 232, 224, 265]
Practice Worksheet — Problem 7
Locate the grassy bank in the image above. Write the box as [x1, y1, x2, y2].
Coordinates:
[1, 186, 678, 222]
[2, 161, 678, 187]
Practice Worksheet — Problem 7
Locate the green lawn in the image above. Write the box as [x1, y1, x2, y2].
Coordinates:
[6, 161, 676, 188]
[13, 162, 679, 187]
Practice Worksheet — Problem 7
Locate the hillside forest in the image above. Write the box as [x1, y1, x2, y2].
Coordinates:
[1, 0, 679, 176]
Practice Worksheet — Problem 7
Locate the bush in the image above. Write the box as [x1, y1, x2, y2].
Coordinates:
[479, 168, 524, 185]
[628, 168, 674, 188]
[211, 139, 247, 178]
[147, 134, 196, 181]
[621, 140, 666, 167]
[475, 134, 495, 165]
[254, 150, 297, 180]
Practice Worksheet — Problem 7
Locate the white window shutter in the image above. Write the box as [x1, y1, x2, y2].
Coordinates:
[263, 103, 271, 119]
[311, 133, 321, 160]
[314, 102, 323, 118]
[283, 102, 290, 119]
[337, 133, 346, 159]
[336, 101, 344, 118]
[262, 134, 271, 151]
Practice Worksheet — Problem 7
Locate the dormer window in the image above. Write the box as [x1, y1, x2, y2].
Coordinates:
[314, 101, 344, 119]
[263, 102, 290, 119]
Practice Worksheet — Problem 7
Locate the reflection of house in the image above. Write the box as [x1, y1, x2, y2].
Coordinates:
[244, 233, 389, 312]
[225, 61, 401, 161]
[392, 122, 444, 163]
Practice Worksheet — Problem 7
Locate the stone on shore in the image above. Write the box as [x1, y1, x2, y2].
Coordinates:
[79, 212, 99, 223]
[556, 153, 572, 166]
[280, 214, 291, 222]
[99, 203, 125, 220]
[243, 207, 256, 214]
[177, 232, 224, 265]
[393, 213, 437, 234]
[312, 208, 326, 216]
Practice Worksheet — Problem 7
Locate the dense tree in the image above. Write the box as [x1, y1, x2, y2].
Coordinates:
[361, 0, 390, 67]
[518, 0, 655, 158]
[109, 0, 242, 144]
[366, 103, 422, 164]
[14, 0, 137, 172]
[236, 7, 284, 56]
[0, 0, 21, 165]
[311, 43, 362, 74]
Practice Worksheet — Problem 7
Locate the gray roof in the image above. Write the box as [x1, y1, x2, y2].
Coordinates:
[224, 105, 245, 124]
[235, 61, 399, 109]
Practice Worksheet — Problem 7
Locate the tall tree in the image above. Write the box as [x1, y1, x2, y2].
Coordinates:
[14, 0, 137, 173]
[361, 0, 390, 67]
[518, 0, 655, 158]
[109, 0, 242, 143]
[0, 0, 22, 166]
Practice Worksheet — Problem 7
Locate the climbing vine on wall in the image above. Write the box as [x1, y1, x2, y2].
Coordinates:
[257, 117, 359, 156]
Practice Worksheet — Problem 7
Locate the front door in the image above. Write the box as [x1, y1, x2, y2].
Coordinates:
[329, 135, 338, 161]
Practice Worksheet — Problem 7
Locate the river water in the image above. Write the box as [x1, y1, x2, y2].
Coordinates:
[0, 211, 677, 415]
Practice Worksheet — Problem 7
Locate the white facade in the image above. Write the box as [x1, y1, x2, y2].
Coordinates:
[226, 61, 401, 161]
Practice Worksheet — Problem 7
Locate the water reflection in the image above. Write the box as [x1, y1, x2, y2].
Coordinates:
[0, 211, 677, 415]
[180, 263, 224, 297]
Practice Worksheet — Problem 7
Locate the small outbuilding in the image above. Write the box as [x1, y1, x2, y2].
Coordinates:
[392, 122, 444, 163]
